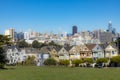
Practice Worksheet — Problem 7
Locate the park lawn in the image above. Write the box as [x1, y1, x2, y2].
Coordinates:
[0, 66, 120, 80]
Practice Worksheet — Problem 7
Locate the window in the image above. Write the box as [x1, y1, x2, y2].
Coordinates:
[85, 48, 87, 50]
[112, 51, 114, 55]
[87, 53, 89, 56]
[63, 50, 64, 52]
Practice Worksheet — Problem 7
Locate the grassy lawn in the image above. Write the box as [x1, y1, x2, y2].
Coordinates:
[0, 66, 120, 80]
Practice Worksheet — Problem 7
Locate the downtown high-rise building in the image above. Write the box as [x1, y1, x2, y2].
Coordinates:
[72, 25, 77, 35]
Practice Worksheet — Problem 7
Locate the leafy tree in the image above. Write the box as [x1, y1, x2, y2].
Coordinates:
[49, 41, 55, 46]
[16, 40, 29, 48]
[40, 43, 47, 47]
[49, 41, 62, 48]
[32, 40, 41, 48]
[0, 47, 8, 68]
[44, 58, 57, 66]
[0, 35, 12, 45]
[0, 35, 11, 68]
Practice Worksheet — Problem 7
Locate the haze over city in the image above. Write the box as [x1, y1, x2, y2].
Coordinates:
[0, 0, 120, 34]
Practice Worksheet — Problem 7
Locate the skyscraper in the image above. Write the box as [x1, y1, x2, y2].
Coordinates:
[72, 25, 77, 35]
[108, 21, 112, 33]
[107, 21, 116, 35]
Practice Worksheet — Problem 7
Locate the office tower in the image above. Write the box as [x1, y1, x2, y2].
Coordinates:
[72, 25, 77, 35]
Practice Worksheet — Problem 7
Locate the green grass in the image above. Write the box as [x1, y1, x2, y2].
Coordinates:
[0, 66, 120, 80]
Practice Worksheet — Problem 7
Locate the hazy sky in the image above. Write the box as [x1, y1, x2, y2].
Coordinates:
[0, 0, 120, 34]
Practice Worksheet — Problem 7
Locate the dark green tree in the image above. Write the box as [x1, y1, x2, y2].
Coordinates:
[49, 41, 55, 46]
[16, 40, 29, 48]
[32, 40, 41, 48]
[49, 41, 62, 48]
[0, 35, 11, 68]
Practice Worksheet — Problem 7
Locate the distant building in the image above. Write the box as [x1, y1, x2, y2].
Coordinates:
[4, 28, 15, 42]
[99, 31, 113, 44]
[107, 21, 116, 35]
[17, 32, 24, 40]
[72, 25, 77, 35]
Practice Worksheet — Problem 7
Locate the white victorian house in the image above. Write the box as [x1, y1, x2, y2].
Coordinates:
[6, 46, 27, 64]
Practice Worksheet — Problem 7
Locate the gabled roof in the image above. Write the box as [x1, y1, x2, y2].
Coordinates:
[24, 48, 40, 54]
[5, 45, 21, 52]
[99, 44, 108, 50]
[54, 47, 62, 52]
[109, 43, 118, 49]
[64, 46, 73, 51]
[39, 46, 54, 54]
[86, 44, 96, 50]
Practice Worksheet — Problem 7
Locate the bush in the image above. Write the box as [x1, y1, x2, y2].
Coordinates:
[110, 56, 120, 63]
[110, 56, 120, 67]
[72, 59, 83, 67]
[96, 58, 108, 64]
[84, 58, 94, 64]
[0, 63, 4, 69]
[44, 58, 57, 66]
[24, 56, 36, 66]
[59, 60, 70, 66]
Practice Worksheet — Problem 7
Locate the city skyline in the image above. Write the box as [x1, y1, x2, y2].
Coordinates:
[0, 0, 120, 34]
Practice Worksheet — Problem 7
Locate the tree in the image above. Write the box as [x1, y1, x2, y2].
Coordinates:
[16, 40, 29, 48]
[49, 41, 55, 46]
[0, 35, 11, 68]
[49, 41, 62, 48]
[32, 40, 41, 48]
[0, 47, 8, 68]
[0, 35, 12, 45]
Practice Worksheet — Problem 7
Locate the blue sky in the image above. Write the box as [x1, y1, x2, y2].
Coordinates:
[0, 0, 120, 34]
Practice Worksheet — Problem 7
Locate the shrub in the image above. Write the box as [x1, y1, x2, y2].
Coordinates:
[110, 56, 120, 63]
[59, 60, 70, 66]
[72, 59, 83, 67]
[0, 63, 4, 69]
[44, 58, 57, 66]
[96, 58, 108, 64]
[84, 58, 94, 64]
[24, 56, 36, 66]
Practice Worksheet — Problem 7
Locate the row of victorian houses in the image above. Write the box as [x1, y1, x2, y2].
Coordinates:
[5, 43, 119, 66]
